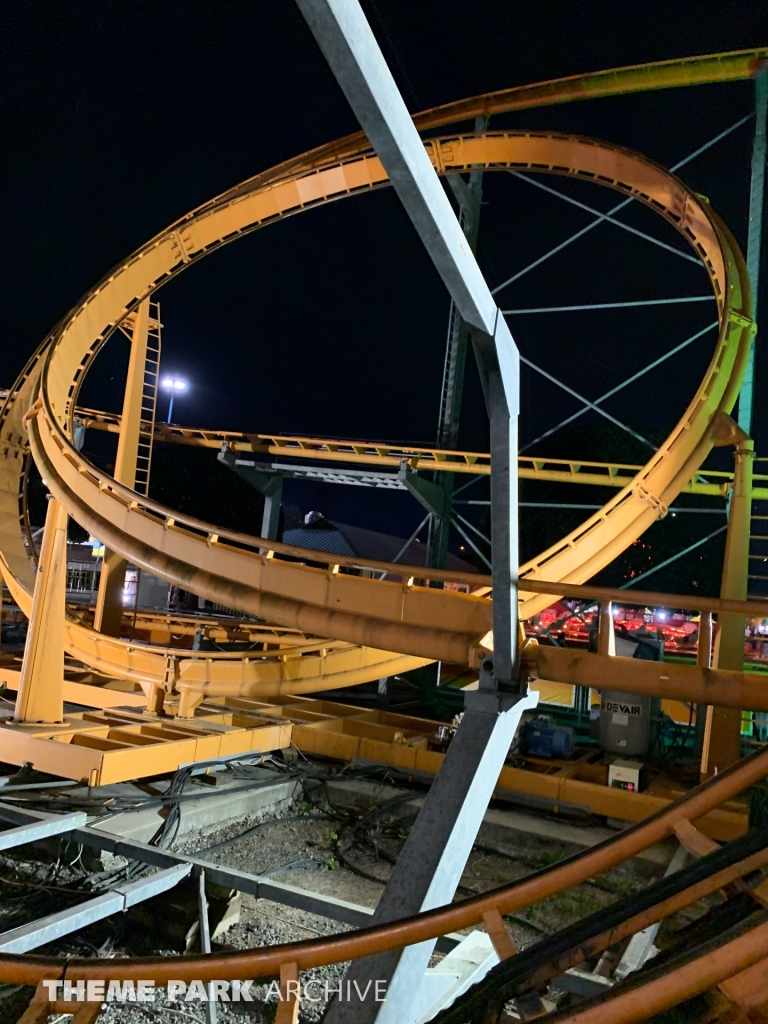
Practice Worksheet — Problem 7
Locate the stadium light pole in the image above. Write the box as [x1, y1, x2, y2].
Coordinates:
[161, 377, 187, 424]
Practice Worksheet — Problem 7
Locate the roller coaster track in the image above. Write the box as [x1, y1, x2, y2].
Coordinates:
[0, 50, 759, 699]
[0, 79, 757, 684]
[0, 46, 766, 1023]
[75, 407, 768, 496]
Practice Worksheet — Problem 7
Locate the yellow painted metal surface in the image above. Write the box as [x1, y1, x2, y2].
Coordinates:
[0, 51, 765, 994]
[0, 707, 292, 786]
[12, 497, 67, 724]
[0, 52, 759, 783]
[78, 411, 768, 497]
[17, 130, 749, 674]
[702, 437, 757, 776]
[94, 299, 150, 636]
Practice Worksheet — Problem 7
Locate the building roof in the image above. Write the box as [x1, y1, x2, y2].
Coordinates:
[283, 517, 478, 573]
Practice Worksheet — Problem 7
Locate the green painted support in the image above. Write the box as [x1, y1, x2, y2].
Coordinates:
[738, 62, 767, 436]
[432, 116, 489, 572]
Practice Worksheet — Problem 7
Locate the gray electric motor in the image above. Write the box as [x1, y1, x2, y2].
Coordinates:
[599, 689, 651, 756]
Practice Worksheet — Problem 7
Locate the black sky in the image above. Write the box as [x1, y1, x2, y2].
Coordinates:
[2, 0, 767, 580]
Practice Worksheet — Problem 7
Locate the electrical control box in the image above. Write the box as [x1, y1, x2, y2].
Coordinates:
[608, 759, 646, 793]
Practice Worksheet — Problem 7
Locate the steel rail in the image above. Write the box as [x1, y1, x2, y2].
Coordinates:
[0, 53, 766, 1014]
[1, 743, 766, 985]
[193, 49, 768, 213]
[434, 827, 768, 1018]
[545, 913, 768, 1024]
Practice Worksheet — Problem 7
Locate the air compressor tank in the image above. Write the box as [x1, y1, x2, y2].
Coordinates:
[599, 689, 651, 756]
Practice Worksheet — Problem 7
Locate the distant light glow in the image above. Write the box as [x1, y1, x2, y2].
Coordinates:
[173, 380, 186, 390]
[161, 377, 188, 391]
[161, 377, 173, 388]
[657, 611, 667, 620]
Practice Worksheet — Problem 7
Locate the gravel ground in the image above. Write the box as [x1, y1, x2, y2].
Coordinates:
[0, 788, 689, 1023]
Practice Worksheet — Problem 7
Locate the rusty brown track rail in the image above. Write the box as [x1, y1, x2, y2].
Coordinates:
[2, 743, 768, 987]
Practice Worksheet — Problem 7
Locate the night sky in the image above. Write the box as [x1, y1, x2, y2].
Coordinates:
[2, 1, 767, 591]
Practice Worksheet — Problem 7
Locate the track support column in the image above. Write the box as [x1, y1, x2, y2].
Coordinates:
[325, 678, 537, 1023]
[13, 496, 68, 724]
[94, 299, 150, 636]
[433, 145, 487, 571]
[260, 475, 283, 541]
[296, 3, 534, 1021]
[701, 438, 755, 778]
[737, 61, 767, 435]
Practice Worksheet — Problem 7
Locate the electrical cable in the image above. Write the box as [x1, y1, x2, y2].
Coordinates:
[194, 813, 318, 854]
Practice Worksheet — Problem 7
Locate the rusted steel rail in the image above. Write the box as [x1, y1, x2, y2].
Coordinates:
[1, 743, 767, 987]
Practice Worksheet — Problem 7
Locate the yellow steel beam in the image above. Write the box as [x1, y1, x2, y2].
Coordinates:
[11, 497, 67, 724]
[522, 643, 768, 713]
[75, 409, 768, 497]
[702, 435, 756, 777]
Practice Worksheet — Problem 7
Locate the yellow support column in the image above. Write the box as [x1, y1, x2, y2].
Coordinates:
[701, 438, 755, 778]
[13, 497, 68, 723]
[93, 299, 150, 636]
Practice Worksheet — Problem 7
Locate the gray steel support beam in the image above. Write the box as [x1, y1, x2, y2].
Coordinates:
[521, 353, 654, 450]
[81, 826, 377, 927]
[0, 803, 378, 928]
[224, 455, 406, 489]
[613, 843, 689, 981]
[440, 152, 486, 453]
[619, 524, 728, 590]
[324, 689, 538, 1023]
[509, 171, 700, 264]
[491, 114, 752, 296]
[293, 7, 535, 1021]
[0, 805, 87, 850]
[218, 450, 283, 541]
[0, 864, 190, 954]
[294, 0, 520, 683]
[78, 823, 461, 953]
[260, 475, 283, 541]
[296, 3, 497, 337]
[433, 137, 487, 571]
[0, 805, 464, 951]
[504, 296, 715, 314]
[520, 322, 717, 453]
[199, 869, 218, 1024]
[738, 62, 768, 435]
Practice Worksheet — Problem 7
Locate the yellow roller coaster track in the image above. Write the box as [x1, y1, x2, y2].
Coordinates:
[0, 47, 760, 700]
[0, 47, 766, 1019]
[74, 406, 768, 497]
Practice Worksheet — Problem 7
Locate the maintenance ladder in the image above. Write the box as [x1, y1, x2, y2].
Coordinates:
[133, 300, 162, 498]
[749, 458, 768, 599]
